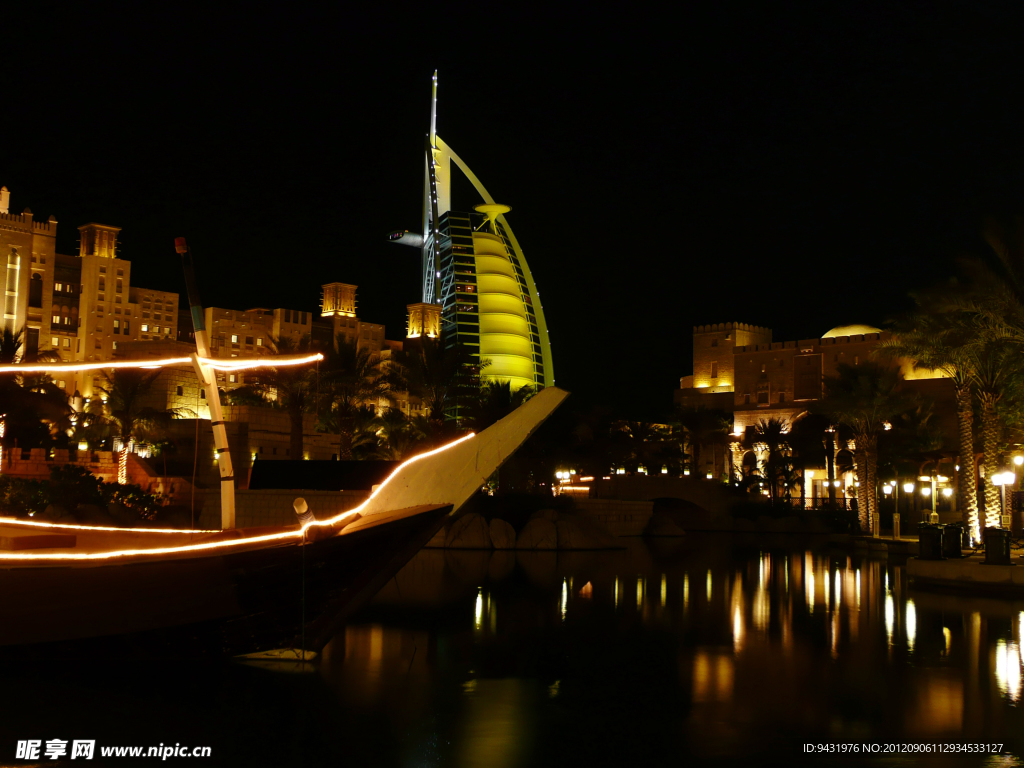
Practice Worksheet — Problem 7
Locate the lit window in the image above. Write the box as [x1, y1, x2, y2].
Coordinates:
[231, 335, 239, 343]
[256, 338, 262, 346]
[112, 341, 118, 350]
[58, 380, 65, 388]
[52, 315, 60, 324]
[229, 374, 237, 383]
[141, 324, 148, 332]
[55, 282, 62, 291]
[51, 336, 58, 346]
[63, 338, 70, 348]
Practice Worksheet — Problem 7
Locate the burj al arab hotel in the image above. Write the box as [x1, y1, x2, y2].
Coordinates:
[389, 72, 553, 391]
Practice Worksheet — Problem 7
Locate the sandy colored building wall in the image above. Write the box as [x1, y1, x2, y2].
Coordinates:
[691, 322, 771, 394]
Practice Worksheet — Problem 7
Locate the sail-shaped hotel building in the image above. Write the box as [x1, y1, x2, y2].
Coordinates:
[390, 73, 553, 391]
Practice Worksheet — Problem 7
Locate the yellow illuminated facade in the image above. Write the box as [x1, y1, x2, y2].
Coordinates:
[390, 72, 553, 390]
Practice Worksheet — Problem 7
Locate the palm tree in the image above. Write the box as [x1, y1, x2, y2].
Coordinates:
[744, 417, 791, 503]
[393, 334, 481, 426]
[248, 334, 319, 460]
[471, 379, 534, 432]
[970, 339, 1023, 528]
[373, 407, 428, 460]
[96, 368, 190, 449]
[818, 362, 915, 531]
[0, 327, 23, 365]
[675, 406, 732, 478]
[880, 302, 981, 536]
[318, 336, 389, 459]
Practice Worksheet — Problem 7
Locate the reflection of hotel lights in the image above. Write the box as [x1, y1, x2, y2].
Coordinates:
[943, 627, 951, 656]
[561, 580, 568, 622]
[732, 605, 743, 653]
[855, 568, 861, 608]
[834, 570, 841, 609]
[475, 588, 484, 630]
[995, 640, 1023, 701]
[906, 599, 916, 651]
[885, 594, 894, 646]
[683, 573, 689, 610]
[661, 574, 667, 607]
[706, 571, 712, 601]
[807, 568, 815, 613]
[0, 431, 476, 561]
[636, 577, 643, 608]
[614, 578, 620, 608]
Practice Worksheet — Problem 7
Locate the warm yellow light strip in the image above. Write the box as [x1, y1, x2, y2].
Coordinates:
[203, 353, 323, 371]
[0, 517, 218, 534]
[0, 432, 475, 562]
[0, 353, 323, 375]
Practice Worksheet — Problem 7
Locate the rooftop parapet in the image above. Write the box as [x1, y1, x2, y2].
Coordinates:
[0, 208, 57, 235]
[693, 322, 771, 335]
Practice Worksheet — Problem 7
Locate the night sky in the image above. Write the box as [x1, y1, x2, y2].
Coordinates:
[5, 4, 1024, 417]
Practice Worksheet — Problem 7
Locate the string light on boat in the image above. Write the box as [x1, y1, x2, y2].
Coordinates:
[0, 431, 477, 561]
[0, 353, 323, 375]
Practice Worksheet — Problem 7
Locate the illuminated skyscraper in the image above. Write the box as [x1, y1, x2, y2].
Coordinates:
[390, 72, 553, 390]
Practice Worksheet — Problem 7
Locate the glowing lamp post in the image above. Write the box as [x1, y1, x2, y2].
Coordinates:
[883, 483, 899, 539]
[993, 472, 1015, 529]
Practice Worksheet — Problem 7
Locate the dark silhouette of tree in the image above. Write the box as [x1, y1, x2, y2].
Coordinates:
[880, 300, 981, 535]
[743, 417, 791, 502]
[818, 362, 915, 531]
[675, 406, 731, 478]
[248, 334, 319, 460]
[471, 379, 534, 432]
[96, 368, 191, 448]
[393, 334, 481, 428]
[318, 336, 389, 460]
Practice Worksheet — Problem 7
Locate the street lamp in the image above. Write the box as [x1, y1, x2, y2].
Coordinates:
[993, 471, 1015, 529]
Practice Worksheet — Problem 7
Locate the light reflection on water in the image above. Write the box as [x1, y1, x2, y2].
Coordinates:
[322, 535, 1024, 765]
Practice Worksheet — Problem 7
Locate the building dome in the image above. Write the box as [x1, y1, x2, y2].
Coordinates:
[822, 323, 883, 338]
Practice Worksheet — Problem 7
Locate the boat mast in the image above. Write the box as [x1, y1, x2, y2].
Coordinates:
[175, 237, 236, 529]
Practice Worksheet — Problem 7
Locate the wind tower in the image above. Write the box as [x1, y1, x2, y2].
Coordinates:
[388, 72, 554, 391]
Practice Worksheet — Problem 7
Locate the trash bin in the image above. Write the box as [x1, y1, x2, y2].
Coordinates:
[984, 527, 1012, 566]
[918, 523, 945, 560]
[943, 522, 966, 558]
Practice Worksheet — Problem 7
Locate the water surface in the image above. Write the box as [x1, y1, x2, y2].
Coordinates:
[5, 534, 1024, 766]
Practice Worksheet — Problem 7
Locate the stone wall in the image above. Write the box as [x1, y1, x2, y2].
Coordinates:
[574, 499, 654, 536]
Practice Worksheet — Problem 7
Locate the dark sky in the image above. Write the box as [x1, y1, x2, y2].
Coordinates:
[5, 4, 1024, 417]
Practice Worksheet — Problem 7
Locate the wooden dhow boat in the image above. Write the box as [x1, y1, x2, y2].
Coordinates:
[0, 387, 568, 654]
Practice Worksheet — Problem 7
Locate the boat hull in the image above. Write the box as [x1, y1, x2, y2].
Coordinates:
[0, 504, 451, 654]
